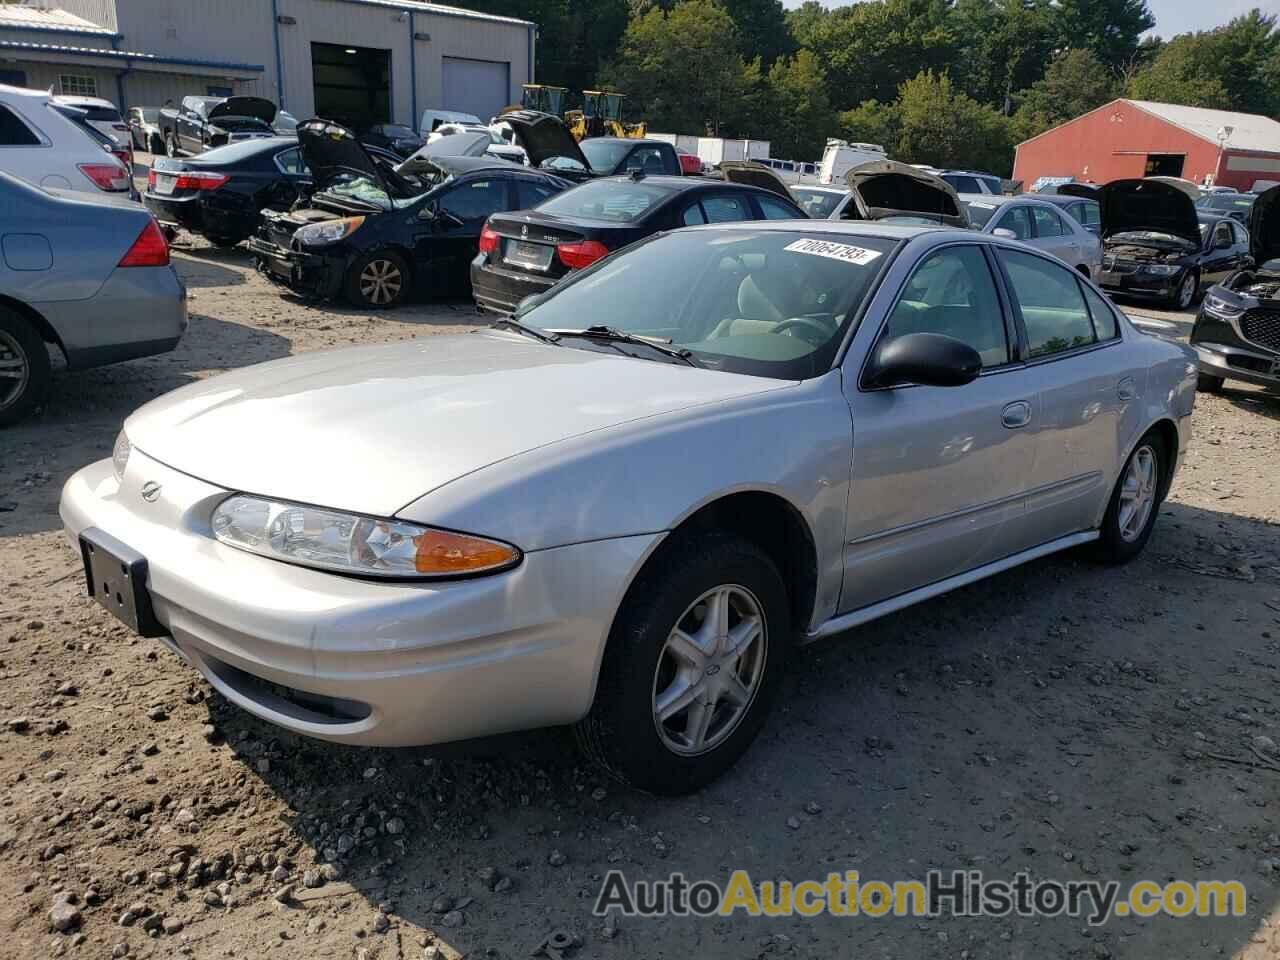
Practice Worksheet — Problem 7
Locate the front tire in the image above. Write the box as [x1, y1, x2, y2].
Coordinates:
[0, 308, 51, 427]
[1094, 431, 1166, 564]
[575, 532, 791, 795]
[343, 250, 409, 309]
[164, 132, 178, 158]
[1173, 270, 1199, 310]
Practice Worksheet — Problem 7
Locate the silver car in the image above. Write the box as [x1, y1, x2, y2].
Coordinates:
[961, 194, 1103, 278]
[0, 172, 187, 425]
[61, 222, 1196, 794]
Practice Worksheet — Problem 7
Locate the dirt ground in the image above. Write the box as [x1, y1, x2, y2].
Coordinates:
[3, 228, 1280, 960]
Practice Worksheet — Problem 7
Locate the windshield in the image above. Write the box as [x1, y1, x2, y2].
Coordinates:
[790, 188, 843, 218]
[534, 180, 675, 222]
[518, 229, 898, 379]
[580, 140, 632, 173]
[961, 199, 1000, 228]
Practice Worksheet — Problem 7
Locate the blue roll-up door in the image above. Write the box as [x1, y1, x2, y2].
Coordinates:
[441, 57, 510, 121]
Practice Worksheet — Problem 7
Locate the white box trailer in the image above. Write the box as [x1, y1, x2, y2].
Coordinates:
[819, 139, 888, 185]
[648, 132, 701, 155]
[695, 137, 770, 167]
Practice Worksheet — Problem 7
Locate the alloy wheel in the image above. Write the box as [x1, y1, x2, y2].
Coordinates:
[0, 328, 30, 411]
[359, 259, 403, 306]
[651, 584, 767, 756]
[1176, 273, 1196, 309]
[1117, 444, 1158, 543]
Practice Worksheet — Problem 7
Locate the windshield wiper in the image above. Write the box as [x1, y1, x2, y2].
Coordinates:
[546, 326, 699, 367]
[491, 317, 561, 345]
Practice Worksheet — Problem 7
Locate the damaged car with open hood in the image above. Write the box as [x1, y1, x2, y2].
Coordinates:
[767, 160, 968, 227]
[1089, 179, 1252, 309]
[246, 119, 573, 308]
[1190, 184, 1280, 393]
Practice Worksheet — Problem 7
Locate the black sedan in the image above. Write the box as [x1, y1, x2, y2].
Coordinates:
[360, 122, 425, 159]
[1092, 179, 1252, 308]
[471, 173, 807, 315]
[145, 137, 313, 247]
[247, 119, 572, 307]
[1196, 191, 1256, 225]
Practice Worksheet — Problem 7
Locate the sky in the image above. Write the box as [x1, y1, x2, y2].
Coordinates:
[779, 0, 1266, 39]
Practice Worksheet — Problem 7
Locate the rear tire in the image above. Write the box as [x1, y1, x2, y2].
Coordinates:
[0, 307, 51, 427]
[1094, 431, 1167, 565]
[575, 532, 791, 795]
[1196, 373, 1224, 393]
[343, 250, 409, 309]
[164, 132, 178, 158]
[150, 133, 164, 155]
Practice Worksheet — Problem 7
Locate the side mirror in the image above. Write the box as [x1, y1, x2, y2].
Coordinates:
[1215, 236, 1232, 250]
[418, 201, 437, 220]
[992, 227, 1018, 240]
[864, 332, 982, 389]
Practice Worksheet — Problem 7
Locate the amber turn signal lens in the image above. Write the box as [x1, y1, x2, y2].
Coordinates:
[413, 529, 520, 575]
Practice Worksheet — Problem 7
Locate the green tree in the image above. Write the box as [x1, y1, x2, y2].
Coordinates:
[759, 49, 832, 159]
[894, 70, 1015, 174]
[1210, 9, 1280, 115]
[467, 0, 630, 92]
[602, 0, 753, 134]
[948, 0, 1056, 110]
[1053, 0, 1155, 72]
[1012, 48, 1119, 142]
[1125, 33, 1234, 109]
[837, 99, 900, 152]
[784, 0, 827, 48]
[722, 0, 795, 65]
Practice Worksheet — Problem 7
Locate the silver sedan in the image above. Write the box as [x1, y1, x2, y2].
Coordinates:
[61, 222, 1196, 794]
[960, 193, 1104, 278]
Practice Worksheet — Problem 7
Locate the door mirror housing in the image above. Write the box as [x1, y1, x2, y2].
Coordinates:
[992, 227, 1018, 240]
[1214, 235, 1232, 250]
[418, 201, 437, 220]
[864, 332, 983, 389]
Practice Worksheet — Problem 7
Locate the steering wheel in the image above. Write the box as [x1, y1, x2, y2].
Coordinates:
[773, 316, 833, 345]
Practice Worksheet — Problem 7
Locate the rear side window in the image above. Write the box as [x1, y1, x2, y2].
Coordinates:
[1081, 282, 1119, 341]
[1031, 206, 1064, 237]
[999, 249, 1096, 358]
[440, 178, 508, 222]
[275, 147, 307, 176]
[0, 105, 41, 146]
[756, 195, 802, 220]
[701, 194, 750, 223]
[516, 179, 559, 209]
[1075, 201, 1100, 229]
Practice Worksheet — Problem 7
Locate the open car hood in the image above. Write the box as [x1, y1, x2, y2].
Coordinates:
[843, 160, 966, 226]
[298, 118, 417, 199]
[494, 109, 590, 170]
[207, 96, 277, 124]
[418, 130, 492, 159]
[1097, 178, 1201, 246]
[1058, 183, 1099, 200]
[720, 161, 791, 199]
[1247, 184, 1280, 266]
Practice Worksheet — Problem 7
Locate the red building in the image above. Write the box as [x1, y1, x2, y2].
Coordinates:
[1013, 99, 1280, 193]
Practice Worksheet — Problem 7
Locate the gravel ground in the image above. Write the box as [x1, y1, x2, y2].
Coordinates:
[2, 234, 1280, 960]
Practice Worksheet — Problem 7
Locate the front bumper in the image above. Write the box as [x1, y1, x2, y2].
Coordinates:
[471, 255, 558, 315]
[59, 451, 658, 747]
[1194, 342, 1280, 389]
[1097, 266, 1184, 300]
[247, 236, 344, 300]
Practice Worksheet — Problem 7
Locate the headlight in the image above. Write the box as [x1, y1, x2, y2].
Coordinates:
[1139, 263, 1181, 276]
[112, 431, 131, 483]
[210, 495, 520, 579]
[1203, 293, 1244, 319]
[294, 216, 365, 247]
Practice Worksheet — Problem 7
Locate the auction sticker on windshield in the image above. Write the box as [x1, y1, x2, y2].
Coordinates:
[785, 238, 883, 265]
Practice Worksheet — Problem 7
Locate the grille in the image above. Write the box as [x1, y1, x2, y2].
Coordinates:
[1103, 257, 1138, 275]
[1240, 309, 1280, 353]
[1227, 354, 1273, 374]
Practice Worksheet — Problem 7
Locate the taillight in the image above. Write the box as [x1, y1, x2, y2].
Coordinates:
[557, 239, 609, 270]
[111, 149, 131, 169]
[146, 168, 157, 189]
[78, 162, 131, 192]
[172, 171, 229, 191]
[118, 218, 170, 268]
[478, 224, 499, 254]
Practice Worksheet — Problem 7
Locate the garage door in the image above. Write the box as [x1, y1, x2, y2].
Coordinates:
[442, 57, 510, 122]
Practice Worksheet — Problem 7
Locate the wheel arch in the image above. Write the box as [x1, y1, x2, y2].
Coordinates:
[0, 295, 66, 363]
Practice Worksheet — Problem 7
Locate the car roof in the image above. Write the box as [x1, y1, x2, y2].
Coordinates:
[0, 83, 51, 100]
[686, 219, 952, 241]
[1035, 193, 1093, 206]
[55, 95, 114, 106]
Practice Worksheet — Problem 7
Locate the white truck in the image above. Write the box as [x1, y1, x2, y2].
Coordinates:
[818, 139, 888, 185]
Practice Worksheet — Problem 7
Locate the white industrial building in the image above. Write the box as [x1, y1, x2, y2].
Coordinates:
[0, 0, 534, 128]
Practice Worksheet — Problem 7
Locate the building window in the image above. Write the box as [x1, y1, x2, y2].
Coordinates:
[59, 75, 98, 96]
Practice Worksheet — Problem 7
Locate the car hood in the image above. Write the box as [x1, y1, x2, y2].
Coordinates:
[124, 333, 784, 518]
[721, 161, 791, 199]
[1058, 183, 1099, 200]
[207, 97, 277, 124]
[843, 160, 966, 227]
[494, 109, 590, 170]
[1247, 183, 1280, 265]
[1097, 178, 1201, 246]
[298, 118, 418, 199]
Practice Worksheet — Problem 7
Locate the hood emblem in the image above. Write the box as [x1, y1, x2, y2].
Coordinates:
[140, 481, 162, 502]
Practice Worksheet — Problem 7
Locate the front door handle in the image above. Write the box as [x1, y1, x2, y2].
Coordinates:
[1002, 400, 1032, 428]
[1117, 376, 1136, 401]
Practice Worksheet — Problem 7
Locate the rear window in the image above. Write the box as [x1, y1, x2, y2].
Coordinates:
[534, 180, 674, 222]
[80, 106, 122, 122]
[579, 140, 633, 174]
[198, 138, 283, 163]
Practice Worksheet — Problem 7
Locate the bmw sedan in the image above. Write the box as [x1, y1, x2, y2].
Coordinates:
[61, 222, 1196, 794]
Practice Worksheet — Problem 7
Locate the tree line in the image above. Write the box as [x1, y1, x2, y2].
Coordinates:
[467, 0, 1280, 175]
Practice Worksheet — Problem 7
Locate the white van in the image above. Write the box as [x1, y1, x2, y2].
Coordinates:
[818, 139, 887, 185]
[419, 108, 482, 135]
[0, 84, 131, 195]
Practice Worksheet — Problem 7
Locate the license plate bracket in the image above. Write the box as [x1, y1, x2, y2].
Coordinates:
[504, 239, 553, 272]
[79, 528, 165, 637]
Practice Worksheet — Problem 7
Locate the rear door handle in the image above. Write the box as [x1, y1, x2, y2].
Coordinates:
[1117, 376, 1136, 401]
[1002, 400, 1032, 428]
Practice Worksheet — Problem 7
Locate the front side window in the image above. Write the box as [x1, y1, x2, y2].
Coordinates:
[681, 203, 707, 226]
[883, 245, 1009, 368]
[999, 249, 1096, 358]
[518, 229, 898, 379]
[757, 195, 802, 220]
[439, 178, 508, 222]
[59, 75, 97, 96]
[0, 104, 41, 147]
[1230, 221, 1248, 245]
[701, 194, 750, 223]
[1031, 206, 1065, 237]
[791, 188, 843, 219]
[995, 206, 1033, 240]
[625, 146, 667, 174]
